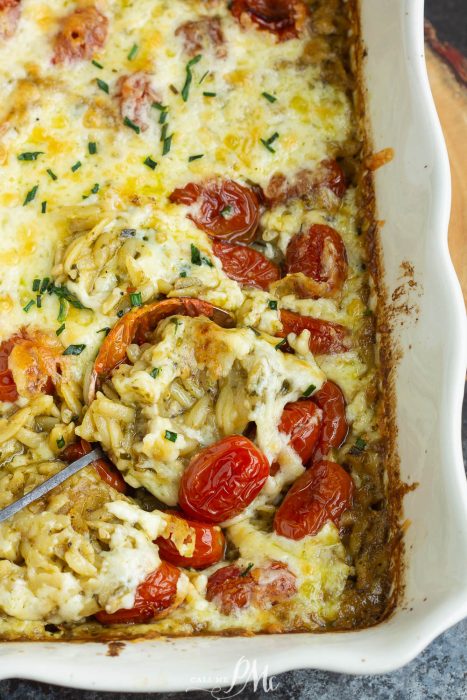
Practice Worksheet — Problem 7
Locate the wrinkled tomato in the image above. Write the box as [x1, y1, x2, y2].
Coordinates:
[285, 224, 348, 298]
[211, 239, 280, 291]
[169, 180, 261, 244]
[265, 159, 347, 207]
[312, 381, 348, 457]
[0, 335, 21, 402]
[95, 562, 181, 625]
[88, 298, 234, 403]
[278, 309, 351, 355]
[179, 435, 270, 523]
[0, 0, 21, 39]
[274, 460, 354, 539]
[206, 561, 296, 614]
[61, 439, 127, 493]
[156, 511, 225, 569]
[116, 72, 159, 132]
[175, 16, 226, 58]
[52, 6, 108, 64]
[230, 0, 308, 41]
[278, 400, 323, 464]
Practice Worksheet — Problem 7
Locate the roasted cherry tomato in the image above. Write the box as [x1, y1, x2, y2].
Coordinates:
[95, 562, 181, 625]
[230, 0, 308, 41]
[179, 435, 270, 523]
[88, 298, 234, 402]
[156, 511, 225, 569]
[312, 381, 348, 457]
[278, 309, 351, 355]
[274, 460, 354, 539]
[52, 6, 108, 64]
[0, 335, 21, 402]
[0, 0, 21, 39]
[265, 159, 347, 207]
[61, 439, 127, 494]
[278, 400, 323, 464]
[169, 180, 261, 243]
[175, 16, 226, 58]
[116, 72, 159, 132]
[285, 224, 348, 298]
[211, 239, 280, 291]
[206, 561, 296, 614]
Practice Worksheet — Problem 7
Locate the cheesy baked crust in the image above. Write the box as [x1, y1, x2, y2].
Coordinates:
[0, 0, 396, 639]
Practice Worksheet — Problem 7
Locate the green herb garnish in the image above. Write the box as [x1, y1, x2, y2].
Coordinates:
[41, 201, 47, 214]
[127, 43, 138, 61]
[36, 295, 42, 309]
[88, 142, 97, 155]
[164, 430, 178, 443]
[57, 297, 69, 323]
[96, 78, 109, 94]
[92, 59, 103, 69]
[18, 151, 44, 161]
[49, 284, 88, 310]
[249, 326, 261, 336]
[160, 123, 169, 142]
[262, 92, 277, 103]
[181, 54, 202, 102]
[150, 367, 160, 378]
[124, 116, 141, 134]
[63, 344, 86, 356]
[130, 291, 142, 307]
[23, 185, 38, 206]
[240, 563, 254, 577]
[71, 161, 82, 172]
[275, 338, 287, 350]
[162, 135, 172, 155]
[159, 109, 168, 124]
[56, 324, 66, 336]
[46, 168, 58, 181]
[191, 244, 202, 265]
[56, 436, 65, 449]
[144, 156, 158, 170]
[32, 279, 40, 292]
[23, 300, 35, 313]
[260, 132, 279, 153]
[199, 70, 209, 84]
[188, 154, 204, 162]
[97, 327, 111, 336]
[302, 384, 316, 397]
[40, 277, 50, 293]
[268, 300, 278, 310]
[203, 91, 216, 97]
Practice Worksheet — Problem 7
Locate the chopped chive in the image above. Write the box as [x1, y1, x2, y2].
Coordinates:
[63, 344, 86, 356]
[160, 123, 168, 142]
[18, 151, 44, 161]
[159, 109, 168, 124]
[92, 59, 103, 69]
[36, 295, 42, 309]
[152, 102, 167, 111]
[262, 92, 277, 103]
[130, 291, 142, 307]
[260, 138, 275, 153]
[188, 154, 204, 162]
[179, 270, 187, 278]
[124, 116, 141, 134]
[143, 156, 157, 170]
[127, 43, 138, 60]
[96, 78, 109, 94]
[260, 132, 279, 154]
[56, 323, 66, 336]
[23, 299, 35, 313]
[56, 436, 65, 449]
[117, 309, 125, 318]
[40, 277, 50, 293]
[89, 183, 100, 195]
[164, 430, 178, 442]
[57, 297, 69, 323]
[41, 201, 47, 214]
[181, 54, 202, 102]
[199, 70, 209, 84]
[302, 384, 316, 397]
[191, 244, 202, 266]
[240, 563, 254, 577]
[49, 284, 87, 310]
[46, 168, 58, 181]
[275, 338, 287, 350]
[162, 135, 172, 156]
[203, 91, 216, 97]
[88, 141, 97, 155]
[267, 132, 279, 144]
[23, 185, 38, 206]
[121, 228, 136, 238]
[97, 327, 111, 336]
[220, 205, 233, 218]
[249, 326, 261, 336]
[349, 437, 367, 456]
[32, 278, 40, 292]
[71, 161, 82, 172]
[150, 367, 160, 378]
[268, 300, 278, 310]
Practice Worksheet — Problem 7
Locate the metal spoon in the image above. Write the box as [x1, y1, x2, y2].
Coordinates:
[0, 448, 105, 524]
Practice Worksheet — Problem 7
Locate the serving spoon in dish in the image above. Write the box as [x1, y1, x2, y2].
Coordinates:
[0, 447, 104, 523]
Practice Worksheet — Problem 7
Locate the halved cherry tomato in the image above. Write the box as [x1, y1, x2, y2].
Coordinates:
[278, 400, 323, 464]
[265, 159, 347, 207]
[0, 0, 21, 39]
[169, 180, 261, 243]
[179, 436, 270, 523]
[230, 0, 308, 41]
[156, 511, 225, 569]
[88, 298, 234, 402]
[274, 460, 354, 539]
[211, 239, 280, 290]
[95, 562, 181, 625]
[61, 438, 127, 494]
[285, 224, 348, 298]
[206, 561, 296, 614]
[278, 309, 351, 355]
[52, 6, 108, 64]
[312, 381, 348, 457]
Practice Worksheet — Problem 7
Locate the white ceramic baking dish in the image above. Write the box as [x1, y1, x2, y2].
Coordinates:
[1, 0, 466, 690]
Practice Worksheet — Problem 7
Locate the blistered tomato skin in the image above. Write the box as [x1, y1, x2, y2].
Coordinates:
[169, 180, 261, 244]
[179, 436, 270, 523]
[230, 0, 308, 41]
[0, 336, 20, 402]
[278, 309, 351, 355]
[211, 239, 280, 291]
[61, 439, 127, 494]
[156, 512, 225, 569]
[286, 224, 348, 298]
[95, 562, 181, 625]
[278, 400, 323, 464]
[274, 460, 354, 540]
[312, 381, 348, 457]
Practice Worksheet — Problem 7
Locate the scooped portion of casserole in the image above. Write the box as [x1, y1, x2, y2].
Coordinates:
[0, 0, 397, 639]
